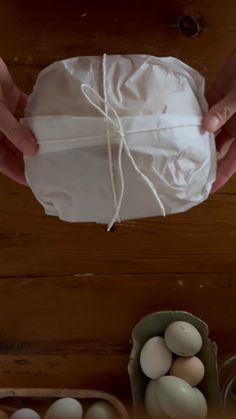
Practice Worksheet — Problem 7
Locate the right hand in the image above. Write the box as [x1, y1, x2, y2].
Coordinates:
[0, 57, 38, 185]
[203, 49, 236, 192]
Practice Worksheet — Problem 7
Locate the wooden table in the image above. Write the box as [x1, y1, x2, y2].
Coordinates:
[0, 0, 236, 404]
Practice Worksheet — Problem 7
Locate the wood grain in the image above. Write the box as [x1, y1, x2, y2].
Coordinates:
[0, 274, 235, 354]
[0, 273, 234, 398]
[1, 180, 236, 276]
[0, 0, 235, 404]
[0, 354, 129, 400]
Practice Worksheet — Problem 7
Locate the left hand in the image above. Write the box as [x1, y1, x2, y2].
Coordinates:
[0, 58, 38, 185]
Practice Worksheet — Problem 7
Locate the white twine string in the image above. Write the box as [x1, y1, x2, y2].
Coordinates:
[102, 54, 120, 223]
[81, 54, 166, 231]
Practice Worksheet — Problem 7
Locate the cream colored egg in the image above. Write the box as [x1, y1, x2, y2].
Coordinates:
[164, 321, 203, 356]
[192, 388, 208, 419]
[170, 356, 205, 386]
[140, 336, 173, 379]
[0, 409, 8, 419]
[84, 401, 117, 419]
[10, 408, 40, 419]
[45, 398, 83, 419]
[155, 376, 199, 418]
[145, 379, 167, 417]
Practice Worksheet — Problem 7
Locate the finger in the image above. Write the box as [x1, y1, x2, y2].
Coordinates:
[211, 140, 236, 192]
[0, 59, 28, 115]
[0, 100, 37, 155]
[207, 49, 236, 106]
[219, 48, 236, 78]
[205, 85, 223, 109]
[1, 135, 24, 160]
[203, 90, 236, 132]
[15, 90, 28, 118]
[0, 141, 27, 185]
[215, 132, 235, 160]
[0, 57, 14, 90]
[5, 85, 28, 117]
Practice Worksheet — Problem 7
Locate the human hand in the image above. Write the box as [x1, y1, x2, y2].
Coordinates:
[0, 58, 37, 185]
[203, 49, 236, 192]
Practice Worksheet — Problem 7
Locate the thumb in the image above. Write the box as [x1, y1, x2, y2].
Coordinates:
[203, 90, 236, 132]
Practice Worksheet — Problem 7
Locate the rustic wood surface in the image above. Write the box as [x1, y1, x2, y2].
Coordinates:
[0, 0, 236, 404]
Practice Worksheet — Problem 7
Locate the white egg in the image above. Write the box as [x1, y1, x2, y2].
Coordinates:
[192, 388, 208, 419]
[164, 321, 203, 356]
[84, 401, 117, 419]
[144, 379, 166, 417]
[0, 409, 8, 419]
[155, 376, 199, 418]
[140, 336, 172, 379]
[45, 398, 83, 419]
[10, 408, 40, 419]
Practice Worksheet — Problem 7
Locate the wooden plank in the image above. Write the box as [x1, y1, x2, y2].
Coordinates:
[0, 272, 233, 397]
[0, 181, 236, 276]
[0, 272, 232, 398]
[0, 355, 229, 405]
[0, 274, 234, 357]
[0, 1, 235, 80]
[0, 354, 129, 400]
[180, 0, 236, 26]
[2, 28, 236, 79]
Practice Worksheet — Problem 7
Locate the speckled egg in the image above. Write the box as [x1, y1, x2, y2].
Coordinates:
[164, 321, 203, 356]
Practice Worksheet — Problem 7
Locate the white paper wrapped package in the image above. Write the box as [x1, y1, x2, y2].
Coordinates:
[22, 54, 216, 230]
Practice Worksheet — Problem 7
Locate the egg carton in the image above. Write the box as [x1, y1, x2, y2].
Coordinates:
[128, 310, 222, 416]
[0, 388, 129, 418]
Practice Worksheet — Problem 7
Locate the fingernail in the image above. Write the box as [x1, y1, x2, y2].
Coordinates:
[208, 116, 221, 132]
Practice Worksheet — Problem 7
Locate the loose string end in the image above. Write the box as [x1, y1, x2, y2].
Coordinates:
[107, 220, 117, 232]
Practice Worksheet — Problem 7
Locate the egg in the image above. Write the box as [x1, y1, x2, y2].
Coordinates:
[0, 409, 8, 419]
[170, 356, 205, 386]
[10, 408, 40, 419]
[144, 379, 167, 418]
[164, 321, 203, 356]
[155, 376, 200, 418]
[45, 398, 83, 419]
[192, 388, 208, 419]
[84, 401, 117, 419]
[140, 336, 172, 379]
